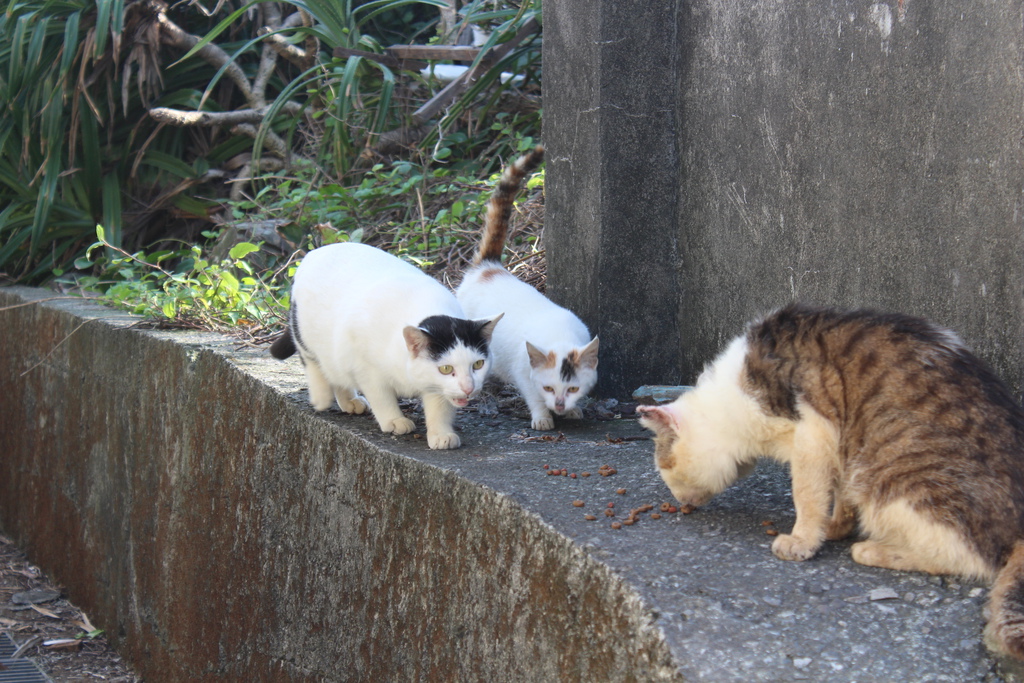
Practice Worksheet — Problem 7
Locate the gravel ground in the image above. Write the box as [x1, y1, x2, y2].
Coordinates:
[0, 532, 140, 682]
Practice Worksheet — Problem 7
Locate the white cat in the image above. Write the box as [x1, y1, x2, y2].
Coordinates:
[271, 242, 502, 450]
[456, 147, 599, 430]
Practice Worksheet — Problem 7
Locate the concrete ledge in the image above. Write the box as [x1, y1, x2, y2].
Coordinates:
[1, 286, 1021, 682]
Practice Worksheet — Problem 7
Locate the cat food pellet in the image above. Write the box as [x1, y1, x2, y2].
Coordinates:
[761, 520, 773, 526]
[617, 488, 627, 495]
[659, 502, 671, 512]
[581, 472, 591, 477]
[607, 502, 614, 508]
[766, 528, 779, 536]
[651, 513, 662, 520]
[677, 505, 692, 514]
[570, 473, 577, 479]
[604, 508, 615, 517]
[584, 514, 597, 521]
[623, 518, 635, 526]
[543, 464, 549, 469]
[638, 504, 654, 513]
[572, 500, 585, 507]
[611, 521, 622, 529]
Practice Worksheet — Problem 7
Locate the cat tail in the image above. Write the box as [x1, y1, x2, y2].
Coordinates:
[270, 330, 296, 359]
[984, 541, 1024, 660]
[474, 145, 545, 265]
[269, 303, 298, 360]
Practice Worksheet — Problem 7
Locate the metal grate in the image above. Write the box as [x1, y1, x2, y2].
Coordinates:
[0, 633, 52, 683]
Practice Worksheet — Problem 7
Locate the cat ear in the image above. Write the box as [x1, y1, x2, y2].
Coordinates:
[403, 325, 431, 358]
[578, 336, 599, 369]
[636, 404, 684, 437]
[475, 313, 504, 342]
[526, 342, 556, 369]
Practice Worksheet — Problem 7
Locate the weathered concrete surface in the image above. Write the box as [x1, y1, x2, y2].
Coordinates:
[4, 287, 1024, 681]
[545, 1, 1024, 399]
[0, 288, 677, 682]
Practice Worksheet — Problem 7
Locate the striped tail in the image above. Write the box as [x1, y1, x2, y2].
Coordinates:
[985, 541, 1024, 660]
[474, 145, 545, 265]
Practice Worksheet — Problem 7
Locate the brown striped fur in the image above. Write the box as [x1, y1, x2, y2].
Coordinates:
[638, 303, 1024, 660]
[474, 145, 545, 265]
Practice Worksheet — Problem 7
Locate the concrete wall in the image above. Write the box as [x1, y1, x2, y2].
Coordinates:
[5, 289, 1021, 681]
[545, 1, 1024, 398]
[0, 288, 680, 682]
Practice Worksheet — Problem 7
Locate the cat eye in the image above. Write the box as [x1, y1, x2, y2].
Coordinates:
[543, 386, 554, 393]
[472, 359, 485, 370]
[439, 365, 455, 375]
[568, 387, 580, 393]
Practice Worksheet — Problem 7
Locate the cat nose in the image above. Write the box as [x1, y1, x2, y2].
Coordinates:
[459, 379, 476, 396]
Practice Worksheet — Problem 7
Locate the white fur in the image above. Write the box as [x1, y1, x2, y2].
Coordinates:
[290, 243, 495, 450]
[644, 337, 782, 502]
[639, 335, 840, 560]
[456, 266, 598, 430]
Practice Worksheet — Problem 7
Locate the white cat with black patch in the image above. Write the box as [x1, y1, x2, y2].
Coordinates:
[271, 242, 502, 450]
[456, 146, 599, 430]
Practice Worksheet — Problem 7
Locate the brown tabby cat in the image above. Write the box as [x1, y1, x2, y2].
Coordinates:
[637, 303, 1024, 660]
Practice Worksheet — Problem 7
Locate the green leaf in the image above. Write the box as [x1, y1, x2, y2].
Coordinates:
[170, 1, 260, 67]
[219, 270, 240, 295]
[228, 242, 260, 260]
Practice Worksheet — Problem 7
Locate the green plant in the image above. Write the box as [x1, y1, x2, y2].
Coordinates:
[0, 0, 275, 283]
[225, 128, 544, 267]
[268, 0, 542, 176]
[71, 226, 291, 339]
[63, 134, 544, 332]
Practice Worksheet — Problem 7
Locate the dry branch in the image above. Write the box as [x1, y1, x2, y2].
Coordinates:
[385, 45, 486, 63]
[148, 105, 299, 127]
[147, 1, 315, 200]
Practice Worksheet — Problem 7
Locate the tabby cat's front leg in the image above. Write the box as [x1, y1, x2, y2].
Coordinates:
[772, 413, 838, 561]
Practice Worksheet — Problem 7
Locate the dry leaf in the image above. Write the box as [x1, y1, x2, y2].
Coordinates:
[43, 639, 81, 650]
[522, 432, 566, 443]
[29, 604, 60, 619]
[74, 613, 97, 633]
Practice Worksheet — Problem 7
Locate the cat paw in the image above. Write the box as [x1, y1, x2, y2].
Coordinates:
[851, 540, 913, 571]
[338, 396, 369, 415]
[427, 431, 461, 450]
[531, 416, 556, 431]
[382, 417, 416, 435]
[771, 534, 819, 562]
[310, 397, 334, 412]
